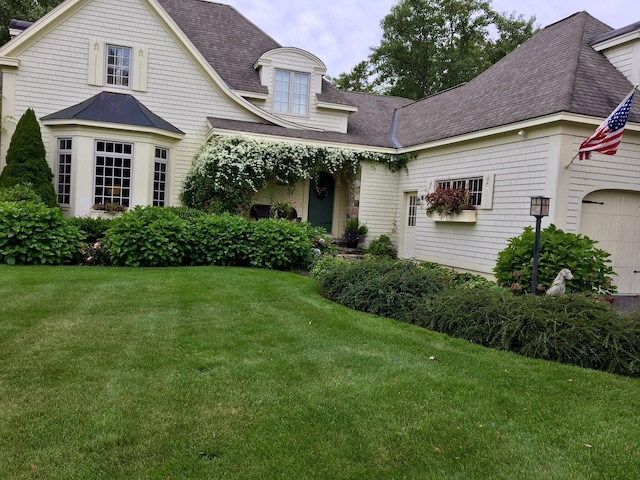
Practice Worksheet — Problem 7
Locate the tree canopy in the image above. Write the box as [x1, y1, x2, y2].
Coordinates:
[0, 0, 64, 45]
[333, 0, 538, 100]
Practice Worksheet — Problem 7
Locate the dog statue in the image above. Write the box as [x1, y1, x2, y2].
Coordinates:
[545, 268, 574, 295]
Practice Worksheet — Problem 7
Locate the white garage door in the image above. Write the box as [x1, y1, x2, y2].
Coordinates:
[580, 190, 640, 294]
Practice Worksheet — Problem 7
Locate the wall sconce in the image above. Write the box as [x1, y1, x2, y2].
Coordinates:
[416, 194, 425, 205]
[530, 196, 550, 294]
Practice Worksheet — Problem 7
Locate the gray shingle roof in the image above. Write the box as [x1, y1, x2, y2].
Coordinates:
[155, 0, 356, 105]
[394, 12, 640, 147]
[209, 91, 412, 148]
[41, 91, 184, 134]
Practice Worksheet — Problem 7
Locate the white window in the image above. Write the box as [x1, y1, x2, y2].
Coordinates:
[273, 69, 309, 115]
[88, 40, 147, 91]
[94, 140, 133, 207]
[56, 138, 72, 206]
[153, 147, 168, 207]
[437, 177, 483, 206]
[106, 44, 131, 87]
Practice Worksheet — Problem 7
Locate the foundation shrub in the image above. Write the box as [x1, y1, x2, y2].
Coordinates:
[187, 213, 250, 266]
[364, 234, 397, 258]
[0, 201, 82, 265]
[422, 288, 640, 377]
[67, 216, 113, 244]
[246, 219, 313, 270]
[103, 206, 188, 267]
[315, 258, 449, 322]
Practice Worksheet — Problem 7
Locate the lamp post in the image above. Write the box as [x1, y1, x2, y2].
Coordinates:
[530, 196, 550, 294]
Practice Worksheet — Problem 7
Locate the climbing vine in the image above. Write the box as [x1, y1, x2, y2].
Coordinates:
[181, 135, 412, 214]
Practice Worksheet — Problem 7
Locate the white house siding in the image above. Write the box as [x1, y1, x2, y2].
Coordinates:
[358, 162, 402, 245]
[256, 50, 350, 133]
[566, 133, 640, 233]
[601, 45, 634, 83]
[397, 134, 554, 274]
[4, 0, 257, 212]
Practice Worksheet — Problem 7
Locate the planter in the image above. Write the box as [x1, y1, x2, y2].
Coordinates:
[431, 210, 477, 223]
[88, 210, 122, 219]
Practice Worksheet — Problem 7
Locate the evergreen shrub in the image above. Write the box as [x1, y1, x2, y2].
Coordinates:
[0, 109, 57, 207]
[364, 234, 397, 258]
[422, 288, 640, 377]
[0, 201, 82, 265]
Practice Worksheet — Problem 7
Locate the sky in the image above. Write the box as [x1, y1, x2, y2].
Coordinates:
[223, 0, 635, 77]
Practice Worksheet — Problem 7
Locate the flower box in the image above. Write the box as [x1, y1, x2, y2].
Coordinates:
[432, 210, 477, 223]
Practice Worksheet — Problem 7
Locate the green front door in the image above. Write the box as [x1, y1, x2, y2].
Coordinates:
[308, 172, 335, 233]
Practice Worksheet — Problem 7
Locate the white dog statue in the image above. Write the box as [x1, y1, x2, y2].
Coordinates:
[545, 268, 574, 295]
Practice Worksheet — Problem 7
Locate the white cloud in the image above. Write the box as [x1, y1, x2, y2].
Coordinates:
[223, 0, 636, 76]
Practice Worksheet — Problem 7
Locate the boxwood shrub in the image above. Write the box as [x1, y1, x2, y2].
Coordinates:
[0, 201, 82, 265]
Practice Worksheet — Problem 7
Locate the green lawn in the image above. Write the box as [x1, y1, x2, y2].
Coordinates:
[1, 265, 639, 479]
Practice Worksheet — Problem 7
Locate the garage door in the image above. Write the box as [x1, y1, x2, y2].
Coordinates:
[580, 190, 640, 294]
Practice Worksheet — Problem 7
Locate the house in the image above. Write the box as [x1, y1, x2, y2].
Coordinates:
[0, 0, 639, 292]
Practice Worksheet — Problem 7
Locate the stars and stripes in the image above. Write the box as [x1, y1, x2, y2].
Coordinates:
[578, 89, 635, 160]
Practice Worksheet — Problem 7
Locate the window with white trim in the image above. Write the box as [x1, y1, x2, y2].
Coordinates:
[56, 138, 72, 206]
[153, 147, 168, 207]
[106, 44, 131, 87]
[273, 69, 309, 115]
[437, 177, 483, 206]
[94, 140, 133, 207]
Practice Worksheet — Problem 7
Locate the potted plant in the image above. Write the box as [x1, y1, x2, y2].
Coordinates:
[344, 217, 368, 248]
[424, 187, 476, 222]
[270, 200, 296, 220]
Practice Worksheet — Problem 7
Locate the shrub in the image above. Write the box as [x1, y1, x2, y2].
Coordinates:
[187, 213, 250, 266]
[494, 224, 616, 294]
[67, 216, 113, 244]
[316, 258, 449, 322]
[103, 206, 188, 267]
[0, 109, 57, 207]
[246, 219, 313, 270]
[0, 183, 42, 203]
[364, 234, 397, 258]
[309, 255, 347, 281]
[164, 206, 209, 224]
[0, 201, 82, 265]
[422, 288, 640, 377]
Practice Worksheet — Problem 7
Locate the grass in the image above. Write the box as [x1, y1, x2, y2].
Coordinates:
[1, 265, 639, 479]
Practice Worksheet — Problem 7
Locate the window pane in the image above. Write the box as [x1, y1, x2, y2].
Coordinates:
[106, 45, 132, 87]
[153, 147, 169, 207]
[56, 138, 73, 206]
[93, 140, 133, 207]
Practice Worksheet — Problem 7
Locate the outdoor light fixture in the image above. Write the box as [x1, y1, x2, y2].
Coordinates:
[530, 196, 550, 294]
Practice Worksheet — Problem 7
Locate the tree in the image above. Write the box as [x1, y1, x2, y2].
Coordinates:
[0, 108, 57, 207]
[0, 0, 64, 45]
[334, 0, 537, 100]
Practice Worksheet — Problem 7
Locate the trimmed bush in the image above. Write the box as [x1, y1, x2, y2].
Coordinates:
[0, 109, 57, 207]
[103, 206, 188, 267]
[315, 258, 449, 322]
[494, 224, 616, 294]
[0, 201, 82, 264]
[246, 218, 313, 270]
[187, 213, 250, 266]
[422, 288, 640, 377]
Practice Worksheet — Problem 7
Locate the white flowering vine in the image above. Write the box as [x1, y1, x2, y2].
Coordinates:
[181, 135, 410, 214]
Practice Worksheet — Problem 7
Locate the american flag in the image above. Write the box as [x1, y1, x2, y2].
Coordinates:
[578, 89, 635, 160]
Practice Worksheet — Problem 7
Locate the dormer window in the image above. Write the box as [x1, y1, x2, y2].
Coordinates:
[273, 69, 309, 116]
[106, 44, 131, 87]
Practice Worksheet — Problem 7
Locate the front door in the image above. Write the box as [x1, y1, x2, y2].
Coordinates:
[401, 192, 418, 259]
[308, 172, 335, 233]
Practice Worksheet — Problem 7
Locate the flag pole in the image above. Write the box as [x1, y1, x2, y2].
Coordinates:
[566, 84, 638, 169]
